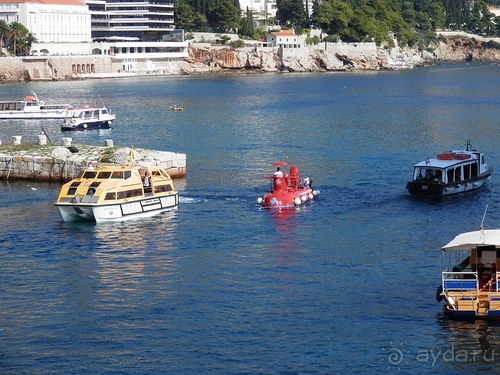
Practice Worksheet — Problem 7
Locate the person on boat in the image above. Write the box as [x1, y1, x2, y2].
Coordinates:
[143, 171, 150, 187]
[274, 167, 283, 177]
[87, 162, 94, 170]
[303, 177, 310, 188]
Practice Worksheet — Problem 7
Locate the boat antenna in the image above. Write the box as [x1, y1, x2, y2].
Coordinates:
[480, 204, 488, 242]
[466, 139, 471, 151]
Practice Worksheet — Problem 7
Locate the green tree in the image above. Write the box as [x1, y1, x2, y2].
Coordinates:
[8, 22, 29, 56]
[0, 20, 8, 54]
[276, 0, 308, 27]
[23, 32, 37, 55]
[175, 0, 208, 31]
[311, 0, 353, 36]
[207, 0, 241, 32]
[240, 7, 255, 37]
[426, 2, 446, 30]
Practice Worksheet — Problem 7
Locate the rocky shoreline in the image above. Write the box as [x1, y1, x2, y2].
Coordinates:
[0, 33, 498, 83]
[177, 34, 500, 75]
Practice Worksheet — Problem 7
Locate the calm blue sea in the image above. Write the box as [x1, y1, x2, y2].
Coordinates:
[1, 63, 500, 374]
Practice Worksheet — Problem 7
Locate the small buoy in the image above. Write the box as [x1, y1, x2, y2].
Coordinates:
[294, 198, 301, 205]
[257, 197, 263, 204]
[313, 190, 319, 196]
[301, 195, 307, 202]
[83, 124, 87, 129]
[308, 193, 313, 199]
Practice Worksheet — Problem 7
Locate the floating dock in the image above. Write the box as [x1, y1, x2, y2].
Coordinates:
[0, 136, 186, 182]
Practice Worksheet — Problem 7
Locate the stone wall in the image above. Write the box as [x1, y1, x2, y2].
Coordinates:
[0, 143, 187, 182]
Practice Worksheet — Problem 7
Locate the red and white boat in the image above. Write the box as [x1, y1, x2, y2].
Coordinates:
[257, 161, 319, 208]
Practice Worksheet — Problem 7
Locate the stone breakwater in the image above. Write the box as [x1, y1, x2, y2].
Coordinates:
[0, 142, 186, 182]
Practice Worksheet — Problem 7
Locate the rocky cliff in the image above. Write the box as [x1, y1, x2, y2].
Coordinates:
[178, 35, 500, 75]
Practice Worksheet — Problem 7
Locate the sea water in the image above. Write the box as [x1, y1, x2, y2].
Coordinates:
[1, 63, 500, 374]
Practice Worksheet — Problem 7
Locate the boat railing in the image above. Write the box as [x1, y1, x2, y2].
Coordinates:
[442, 271, 478, 293]
[487, 272, 500, 293]
[443, 250, 471, 273]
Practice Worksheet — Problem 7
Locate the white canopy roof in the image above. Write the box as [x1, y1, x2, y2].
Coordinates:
[442, 229, 500, 251]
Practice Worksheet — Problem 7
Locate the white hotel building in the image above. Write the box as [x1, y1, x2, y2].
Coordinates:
[0, 0, 188, 71]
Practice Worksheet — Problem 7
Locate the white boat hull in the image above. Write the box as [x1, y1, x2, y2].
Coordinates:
[0, 110, 69, 119]
[56, 194, 178, 223]
[407, 172, 492, 197]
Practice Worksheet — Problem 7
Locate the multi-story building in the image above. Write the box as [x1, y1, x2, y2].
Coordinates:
[85, 0, 179, 42]
[0, 0, 188, 73]
[0, 0, 91, 43]
[85, 0, 188, 69]
[238, 0, 312, 21]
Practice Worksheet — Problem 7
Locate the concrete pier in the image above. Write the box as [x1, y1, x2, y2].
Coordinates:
[0, 141, 186, 182]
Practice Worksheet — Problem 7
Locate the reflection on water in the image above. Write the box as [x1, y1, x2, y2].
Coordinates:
[437, 311, 500, 364]
[90, 210, 179, 295]
[1, 64, 500, 373]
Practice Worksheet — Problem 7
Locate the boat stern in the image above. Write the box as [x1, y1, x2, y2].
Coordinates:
[406, 181, 444, 197]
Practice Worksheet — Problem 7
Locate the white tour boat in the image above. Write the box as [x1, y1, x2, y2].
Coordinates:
[55, 160, 178, 223]
[0, 91, 71, 119]
[406, 140, 493, 197]
[62, 105, 116, 131]
[437, 227, 500, 320]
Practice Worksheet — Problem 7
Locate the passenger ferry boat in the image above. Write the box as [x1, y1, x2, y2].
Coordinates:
[437, 227, 500, 320]
[61, 106, 116, 131]
[406, 140, 493, 197]
[55, 159, 178, 223]
[0, 91, 71, 119]
[257, 161, 319, 208]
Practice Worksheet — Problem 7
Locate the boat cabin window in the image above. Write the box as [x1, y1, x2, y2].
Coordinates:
[455, 167, 462, 182]
[414, 167, 442, 182]
[2, 102, 18, 110]
[105, 192, 116, 200]
[83, 171, 98, 179]
[67, 181, 81, 195]
[124, 171, 132, 179]
[154, 184, 173, 193]
[472, 162, 478, 177]
[97, 171, 112, 179]
[447, 169, 454, 183]
[463, 164, 471, 179]
[117, 189, 142, 199]
[111, 171, 123, 179]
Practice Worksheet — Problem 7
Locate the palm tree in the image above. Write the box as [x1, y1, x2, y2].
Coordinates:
[8, 21, 28, 56]
[24, 32, 37, 55]
[0, 20, 8, 54]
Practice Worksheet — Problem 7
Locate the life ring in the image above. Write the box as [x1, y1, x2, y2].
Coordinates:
[437, 153, 454, 160]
